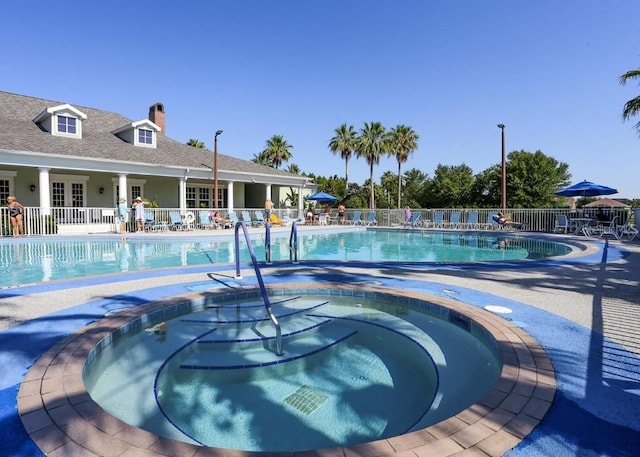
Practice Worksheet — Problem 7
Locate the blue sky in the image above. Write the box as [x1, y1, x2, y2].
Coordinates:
[2, 1, 639, 198]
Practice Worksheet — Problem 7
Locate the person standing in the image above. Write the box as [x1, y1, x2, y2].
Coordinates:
[6, 196, 25, 237]
[116, 197, 128, 234]
[133, 196, 147, 233]
[264, 199, 273, 219]
[405, 206, 412, 222]
[337, 202, 345, 224]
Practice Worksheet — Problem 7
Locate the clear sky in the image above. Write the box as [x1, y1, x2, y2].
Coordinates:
[2, 1, 639, 198]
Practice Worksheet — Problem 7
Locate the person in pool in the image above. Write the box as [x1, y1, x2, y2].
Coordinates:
[6, 196, 25, 237]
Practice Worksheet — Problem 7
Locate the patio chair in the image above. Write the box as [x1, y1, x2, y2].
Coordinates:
[403, 212, 422, 229]
[554, 215, 573, 234]
[364, 211, 378, 226]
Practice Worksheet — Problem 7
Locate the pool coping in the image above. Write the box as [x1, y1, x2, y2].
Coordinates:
[17, 283, 556, 457]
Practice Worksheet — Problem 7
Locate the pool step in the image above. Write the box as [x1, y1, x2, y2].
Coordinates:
[179, 320, 357, 369]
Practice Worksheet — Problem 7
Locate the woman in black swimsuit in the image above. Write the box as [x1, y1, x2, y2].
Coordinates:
[6, 196, 25, 237]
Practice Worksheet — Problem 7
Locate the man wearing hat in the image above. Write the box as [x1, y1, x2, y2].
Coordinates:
[133, 196, 147, 233]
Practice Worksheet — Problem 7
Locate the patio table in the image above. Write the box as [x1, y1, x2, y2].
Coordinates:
[569, 217, 595, 236]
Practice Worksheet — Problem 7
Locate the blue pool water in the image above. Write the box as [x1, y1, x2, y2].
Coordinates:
[83, 291, 501, 452]
[0, 230, 572, 287]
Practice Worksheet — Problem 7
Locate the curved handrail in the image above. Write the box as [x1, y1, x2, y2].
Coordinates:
[289, 221, 298, 263]
[233, 221, 283, 356]
[265, 221, 272, 264]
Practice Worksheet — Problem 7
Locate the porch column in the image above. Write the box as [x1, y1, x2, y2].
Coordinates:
[265, 184, 272, 203]
[179, 177, 187, 212]
[297, 185, 304, 218]
[117, 174, 128, 202]
[227, 181, 234, 212]
[38, 168, 51, 215]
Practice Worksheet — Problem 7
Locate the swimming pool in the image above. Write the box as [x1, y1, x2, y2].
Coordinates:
[83, 287, 502, 452]
[0, 229, 573, 287]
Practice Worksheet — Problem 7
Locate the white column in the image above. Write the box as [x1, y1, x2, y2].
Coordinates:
[118, 174, 127, 202]
[297, 185, 304, 218]
[38, 168, 51, 215]
[227, 181, 234, 212]
[179, 177, 187, 213]
[265, 184, 272, 202]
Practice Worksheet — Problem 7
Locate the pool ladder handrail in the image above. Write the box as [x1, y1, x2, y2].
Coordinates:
[263, 220, 298, 264]
[233, 220, 283, 356]
[289, 221, 298, 263]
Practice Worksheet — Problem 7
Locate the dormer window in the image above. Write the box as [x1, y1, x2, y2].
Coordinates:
[58, 116, 77, 134]
[138, 128, 153, 145]
[113, 119, 161, 148]
[34, 103, 87, 139]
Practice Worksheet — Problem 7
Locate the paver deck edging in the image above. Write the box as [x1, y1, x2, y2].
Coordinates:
[18, 283, 555, 457]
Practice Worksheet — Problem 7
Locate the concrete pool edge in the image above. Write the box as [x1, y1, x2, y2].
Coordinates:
[17, 283, 555, 457]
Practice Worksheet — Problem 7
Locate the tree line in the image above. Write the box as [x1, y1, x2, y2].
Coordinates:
[186, 63, 640, 209]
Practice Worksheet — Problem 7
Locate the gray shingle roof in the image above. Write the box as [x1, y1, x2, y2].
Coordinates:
[0, 90, 300, 179]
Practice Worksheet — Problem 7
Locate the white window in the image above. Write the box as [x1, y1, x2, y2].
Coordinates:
[138, 128, 153, 145]
[58, 116, 77, 134]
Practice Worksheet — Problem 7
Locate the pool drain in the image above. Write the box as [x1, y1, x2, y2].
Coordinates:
[284, 385, 328, 415]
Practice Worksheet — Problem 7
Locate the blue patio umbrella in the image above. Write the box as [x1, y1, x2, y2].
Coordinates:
[306, 191, 338, 202]
[555, 180, 618, 198]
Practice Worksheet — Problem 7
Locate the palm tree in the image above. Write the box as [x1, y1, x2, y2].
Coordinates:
[261, 135, 293, 169]
[387, 125, 419, 208]
[286, 163, 302, 175]
[186, 139, 205, 148]
[251, 151, 271, 166]
[620, 68, 640, 135]
[356, 122, 387, 209]
[328, 124, 357, 197]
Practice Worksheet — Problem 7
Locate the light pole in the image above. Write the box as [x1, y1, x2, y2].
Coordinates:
[214, 130, 223, 209]
[497, 124, 506, 210]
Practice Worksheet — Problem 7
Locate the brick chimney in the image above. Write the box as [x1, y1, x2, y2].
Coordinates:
[148, 102, 165, 135]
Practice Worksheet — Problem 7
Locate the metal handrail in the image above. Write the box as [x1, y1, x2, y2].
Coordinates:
[289, 221, 298, 263]
[265, 221, 272, 264]
[233, 220, 283, 356]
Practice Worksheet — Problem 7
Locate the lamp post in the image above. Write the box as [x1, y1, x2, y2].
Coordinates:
[497, 124, 506, 210]
[214, 129, 223, 209]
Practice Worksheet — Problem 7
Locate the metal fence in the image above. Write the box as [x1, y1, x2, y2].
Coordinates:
[0, 206, 634, 237]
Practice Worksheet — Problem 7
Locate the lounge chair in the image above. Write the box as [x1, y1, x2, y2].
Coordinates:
[346, 210, 362, 225]
[228, 211, 239, 227]
[428, 211, 444, 228]
[198, 211, 217, 229]
[447, 211, 461, 229]
[254, 211, 266, 227]
[144, 211, 167, 232]
[466, 211, 480, 229]
[364, 211, 378, 226]
[587, 216, 620, 239]
[617, 215, 639, 240]
[491, 213, 524, 231]
[269, 213, 289, 226]
[168, 211, 186, 231]
[404, 212, 422, 229]
[241, 210, 259, 227]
